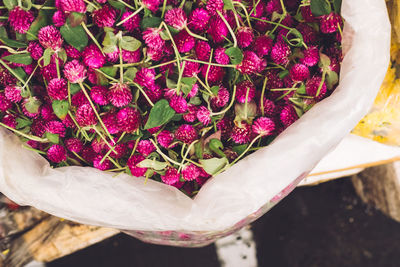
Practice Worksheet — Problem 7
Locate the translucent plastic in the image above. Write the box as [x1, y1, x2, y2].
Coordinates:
[0, 0, 391, 247]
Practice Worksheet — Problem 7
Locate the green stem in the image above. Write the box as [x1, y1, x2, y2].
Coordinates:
[216, 11, 237, 47]
[161, 0, 167, 18]
[260, 77, 268, 116]
[131, 81, 154, 106]
[211, 85, 237, 116]
[81, 22, 105, 56]
[195, 76, 213, 96]
[95, 69, 119, 83]
[116, 5, 144, 26]
[0, 122, 48, 142]
[316, 71, 327, 97]
[117, 0, 136, 9]
[183, 58, 236, 68]
[22, 145, 47, 155]
[184, 26, 208, 41]
[234, 1, 252, 28]
[148, 58, 179, 69]
[162, 22, 182, 73]
[0, 59, 25, 83]
[150, 139, 182, 167]
[176, 61, 185, 95]
[230, 135, 262, 166]
[21, 65, 39, 90]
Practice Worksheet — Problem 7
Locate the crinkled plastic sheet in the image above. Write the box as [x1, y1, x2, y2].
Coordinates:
[0, 0, 391, 247]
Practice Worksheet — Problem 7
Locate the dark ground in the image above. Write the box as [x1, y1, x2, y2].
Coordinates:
[47, 178, 400, 267]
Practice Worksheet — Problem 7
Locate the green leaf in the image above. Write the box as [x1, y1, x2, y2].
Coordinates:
[12, 67, 27, 81]
[189, 96, 202, 105]
[22, 0, 32, 10]
[326, 70, 339, 90]
[100, 66, 118, 78]
[279, 70, 289, 79]
[16, 117, 32, 130]
[137, 159, 168, 170]
[223, 0, 234, 10]
[144, 99, 176, 129]
[4, 0, 17, 10]
[102, 45, 117, 54]
[333, 0, 342, 13]
[60, 23, 88, 51]
[69, 83, 81, 95]
[232, 144, 247, 155]
[318, 53, 331, 71]
[27, 10, 48, 40]
[2, 53, 32, 65]
[46, 132, 60, 144]
[296, 83, 306, 94]
[68, 12, 86, 27]
[199, 157, 229, 175]
[108, 0, 126, 10]
[102, 31, 117, 47]
[43, 48, 53, 66]
[52, 100, 69, 120]
[234, 102, 257, 121]
[58, 48, 67, 63]
[159, 30, 170, 40]
[310, 0, 332, 17]
[124, 67, 138, 82]
[166, 78, 177, 89]
[24, 97, 41, 114]
[0, 27, 8, 39]
[210, 86, 220, 95]
[140, 17, 162, 30]
[120, 36, 141, 52]
[0, 37, 27, 48]
[225, 47, 243, 65]
[180, 77, 197, 97]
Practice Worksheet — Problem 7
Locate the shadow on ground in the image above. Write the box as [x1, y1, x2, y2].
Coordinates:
[47, 178, 400, 267]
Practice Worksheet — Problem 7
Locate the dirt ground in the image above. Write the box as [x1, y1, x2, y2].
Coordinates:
[47, 178, 400, 267]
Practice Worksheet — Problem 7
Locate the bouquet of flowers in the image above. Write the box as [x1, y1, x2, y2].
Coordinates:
[0, 0, 390, 247]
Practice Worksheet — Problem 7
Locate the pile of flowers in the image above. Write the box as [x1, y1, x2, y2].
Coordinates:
[0, 0, 343, 197]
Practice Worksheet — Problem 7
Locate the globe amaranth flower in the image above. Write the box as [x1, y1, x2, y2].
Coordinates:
[188, 8, 210, 32]
[64, 60, 87, 83]
[8, 6, 34, 34]
[161, 167, 181, 185]
[121, 11, 141, 32]
[252, 117, 275, 136]
[136, 140, 156, 157]
[175, 124, 198, 144]
[165, 8, 187, 30]
[90, 85, 109, 105]
[75, 104, 97, 127]
[60, 0, 87, 13]
[4, 85, 22, 103]
[107, 83, 133, 108]
[38, 25, 64, 51]
[236, 81, 256, 104]
[93, 5, 116, 28]
[82, 44, 106, 69]
[117, 107, 141, 133]
[127, 154, 147, 177]
[157, 130, 174, 148]
[47, 144, 67, 163]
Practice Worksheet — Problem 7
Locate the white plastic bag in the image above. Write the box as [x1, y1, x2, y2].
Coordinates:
[0, 0, 391, 247]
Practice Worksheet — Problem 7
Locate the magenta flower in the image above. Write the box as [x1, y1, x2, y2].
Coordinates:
[236, 51, 262, 75]
[231, 123, 252, 144]
[206, 0, 224, 15]
[60, 0, 86, 13]
[4, 86, 22, 103]
[117, 107, 141, 133]
[47, 144, 67, 163]
[122, 49, 141, 63]
[210, 86, 229, 108]
[82, 44, 106, 69]
[135, 68, 156, 88]
[300, 46, 319, 67]
[93, 154, 112, 171]
[319, 12, 342, 34]
[38, 26, 64, 51]
[236, 81, 256, 104]
[52, 10, 66, 27]
[214, 47, 230, 65]
[182, 164, 201, 181]
[200, 65, 225, 84]
[188, 8, 210, 32]
[280, 105, 298, 127]
[90, 85, 109, 106]
[169, 95, 188, 114]
[290, 64, 310, 82]
[195, 41, 211, 61]
[161, 167, 181, 185]
[64, 60, 87, 83]
[196, 106, 211, 125]
[142, 0, 161, 13]
[165, 8, 187, 30]
[121, 11, 141, 32]
[252, 117, 275, 136]
[237, 27, 254, 48]
[75, 104, 97, 127]
[306, 76, 327, 100]
[65, 138, 83, 153]
[93, 5, 116, 28]
[253, 36, 273, 58]
[137, 140, 156, 157]
[157, 130, 174, 148]
[127, 154, 147, 177]
[143, 28, 165, 50]
[45, 120, 66, 137]
[27, 42, 44, 61]
[1, 114, 17, 129]
[8, 6, 34, 34]
[175, 30, 195, 53]
[47, 78, 68, 100]
[175, 124, 198, 144]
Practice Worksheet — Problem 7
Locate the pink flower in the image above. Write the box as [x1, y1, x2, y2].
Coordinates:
[4, 85, 22, 103]
[71, 91, 89, 107]
[143, 28, 165, 50]
[183, 61, 200, 77]
[280, 105, 298, 127]
[93, 5, 116, 27]
[64, 60, 87, 83]
[210, 86, 229, 108]
[217, 118, 233, 140]
[82, 44, 105, 69]
[121, 11, 141, 32]
[187, 84, 199, 98]
[305, 75, 327, 100]
[207, 17, 228, 43]
[0, 93, 13, 112]
[196, 106, 211, 125]
[252, 117, 275, 136]
[147, 47, 164, 61]
[301, 6, 317, 23]
[47, 78, 68, 100]
[214, 47, 230, 65]
[38, 26, 64, 51]
[110, 143, 128, 159]
[270, 41, 291, 66]
[297, 23, 318, 45]
[45, 120, 66, 137]
[117, 107, 141, 133]
[65, 138, 83, 153]
[262, 98, 276, 117]
[253, 36, 273, 57]
[75, 104, 97, 127]
[319, 12, 342, 34]
[142, 0, 161, 13]
[65, 45, 81, 59]
[60, 0, 86, 13]
[102, 111, 120, 135]
[90, 85, 109, 105]
[182, 164, 201, 181]
[27, 42, 44, 61]
[127, 154, 147, 177]
[52, 10, 66, 27]
[47, 144, 67, 163]
[137, 140, 156, 157]
[40, 104, 57, 121]
[107, 83, 132, 107]
[122, 49, 141, 63]
[200, 65, 225, 84]
[206, 0, 224, 15]
[195, 41, 211, 61]
[231, 122, 252, 144]
[157, 130, 174, 148]
[81, 145, 96, 163]
[183, 104, 197, 122]
[2, 114, 16, 129]
[237, 27, 254, 48]
[188, 8, 210, 32]
[236, 51, 262, 75]
[135, 68, 156, 88]
[300, 46, 319, 67]
[93, 154, 112, 171]
[161, 167, 181, 185]
[91, 138, 107, 154]
[236, 80, 256, 103]
[175, 124, 198, 144]
[22, 98, 40, 118]
[8, 6, 34, 34]
[169, 95, 188, 113]
[175, 30, 195, 53]
[165, 8, 187, 30]
[290, 64, 310, 82]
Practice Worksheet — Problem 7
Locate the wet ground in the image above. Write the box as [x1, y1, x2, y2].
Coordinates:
[47, 178, 400, 267]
